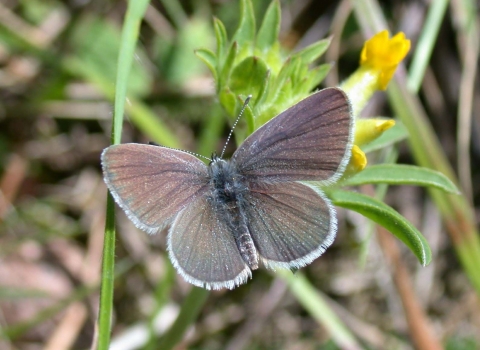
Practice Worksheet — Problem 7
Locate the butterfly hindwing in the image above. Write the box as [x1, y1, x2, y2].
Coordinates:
[241, 181, 336, 270]
[168, 194, 251, 290]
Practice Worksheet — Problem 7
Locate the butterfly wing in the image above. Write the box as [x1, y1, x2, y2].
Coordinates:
[242, 181, 336, 270]
[101, 144, 209, 234]
[168, 194, 251, 290]
[232, 88, 353, 184]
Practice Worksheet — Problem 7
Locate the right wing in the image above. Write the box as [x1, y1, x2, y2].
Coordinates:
[232, 88, 353, 184]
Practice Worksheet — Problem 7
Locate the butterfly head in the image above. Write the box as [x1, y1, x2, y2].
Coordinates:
[209, 152, 221, 165]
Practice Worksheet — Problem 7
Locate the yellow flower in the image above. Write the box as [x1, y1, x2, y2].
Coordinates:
[341, 31, 410, 116]
[360, 30, 411, 90]
[346, 145, 367, 175]
[355, 118, 396, 146]
[344, 118, 395, 176]
[340, 31, 409, 175]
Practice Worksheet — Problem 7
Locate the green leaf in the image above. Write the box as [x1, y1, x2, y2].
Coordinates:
[219, 41, 238, 90]
[219, 88, 237, 117]
[292, 38, 331, 65]
[230, 56, 268, 99]
[361, 121, 409, 153]
[243, 101, 255, 135]
[232, 0, 255, 51]
[254, 69, 271, 108]
[70, 16, 152, 98]
[262, 41, 283, 72]
[305, 63, 331, 91]
[269, 57, 300, 102]
[98, 2, 150, 348]
[344, 164, 460, 194]
[256, 0, 281, 52]
[328, 189, 432, 266]
[194, 48, 217, 80]
[213, 17, 228, 66]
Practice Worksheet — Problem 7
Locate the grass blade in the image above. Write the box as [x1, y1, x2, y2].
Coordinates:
[97, 1, 149, 349]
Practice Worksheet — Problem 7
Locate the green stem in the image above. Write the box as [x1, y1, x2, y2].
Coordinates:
[97, 0, 150, 348]
[97, 195, 117, 349]
[407, 0, 449, 92]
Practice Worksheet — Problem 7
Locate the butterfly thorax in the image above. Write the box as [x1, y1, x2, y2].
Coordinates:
[208, 158, 259, 270]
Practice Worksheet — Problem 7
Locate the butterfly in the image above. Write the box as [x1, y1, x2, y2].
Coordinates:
[101, 87, 354, 290]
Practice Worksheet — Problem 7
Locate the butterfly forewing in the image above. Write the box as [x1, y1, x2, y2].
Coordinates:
[243, 181, 336, 270]
[102, 144, 209, 234]
[232, 88, 353, 184]
[168, 195, 251, 290]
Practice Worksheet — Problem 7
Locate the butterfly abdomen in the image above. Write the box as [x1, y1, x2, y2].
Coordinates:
[208, 158, 259, 269]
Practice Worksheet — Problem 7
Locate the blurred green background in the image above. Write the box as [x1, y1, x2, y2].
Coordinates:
[0, 0, 479, 349]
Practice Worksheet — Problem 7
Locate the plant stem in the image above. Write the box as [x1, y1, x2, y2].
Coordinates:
[96, 0, 150, 348]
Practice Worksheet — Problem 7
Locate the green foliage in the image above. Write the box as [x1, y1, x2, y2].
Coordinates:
[328, 190, 432, 266]
[193, 0, 458, 267]
[98, 0, 151, 349]
[70, 16, 152, 98]
[445, 336, 479, 350]
[344, 164, 460, 194]
[195, 0, 332, 132]
[162, 18, 214, 86]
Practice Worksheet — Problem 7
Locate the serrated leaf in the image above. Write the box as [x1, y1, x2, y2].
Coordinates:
[194, 48, 217, 80]
[232, 0, 255, 49]
[344, 164, 460, 194]
[328, 189, 432, 266]
[292, 38, 331, 65]
[256, 0, 281, 52]
[362, 121, 409, 153]
[213, 17, 228, 67]
[230, 56, 268, 99]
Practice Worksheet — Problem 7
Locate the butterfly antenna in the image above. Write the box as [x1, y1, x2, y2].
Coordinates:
[220, 95, 252, 158]
[148, 142, 211, 161]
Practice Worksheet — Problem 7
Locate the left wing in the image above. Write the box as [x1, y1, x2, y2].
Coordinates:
[101, 144, 209, 234]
